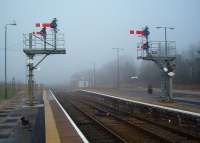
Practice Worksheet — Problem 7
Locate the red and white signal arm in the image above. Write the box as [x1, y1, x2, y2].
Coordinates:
[35, 23, 40, 27]
[32, 31, 42, 35]
[129, 29, 144, 36]
[35, 22, 50, 28]
[137, 44, 145, 48]
[129, 30, 135, 34]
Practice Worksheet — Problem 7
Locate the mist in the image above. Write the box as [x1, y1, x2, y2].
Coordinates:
[0, 0, 200, 85]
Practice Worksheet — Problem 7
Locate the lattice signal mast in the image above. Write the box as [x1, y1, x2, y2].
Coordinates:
[23, 18, 66, 106]
[130, 26, 176, 101]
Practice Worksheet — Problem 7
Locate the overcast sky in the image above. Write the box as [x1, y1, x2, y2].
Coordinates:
[0, 0, 200, 85]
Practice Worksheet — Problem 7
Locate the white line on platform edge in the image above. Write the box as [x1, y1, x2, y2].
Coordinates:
[49, 89, 90, 143]
[80, 90, 200, 117]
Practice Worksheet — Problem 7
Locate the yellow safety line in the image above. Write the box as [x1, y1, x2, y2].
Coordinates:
[43, 90, 61, 143]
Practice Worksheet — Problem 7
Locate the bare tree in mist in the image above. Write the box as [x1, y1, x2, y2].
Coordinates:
[70, 55, 137, 88]
[175, 42, 200, 84]
[95, 56, 137, 87]
[69, 42, 200, 89]
[138, 61, 160, 84]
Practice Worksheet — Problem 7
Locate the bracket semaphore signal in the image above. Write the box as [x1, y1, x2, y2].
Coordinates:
[130, 26, 176, 101]
[23, 18, 66, 106]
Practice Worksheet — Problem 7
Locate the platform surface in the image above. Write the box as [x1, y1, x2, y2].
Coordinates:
[44, 89, 86, 143]
[81, 88, 200, 113]
[43, 90, 61, 143]
[0, 90, 45, 143]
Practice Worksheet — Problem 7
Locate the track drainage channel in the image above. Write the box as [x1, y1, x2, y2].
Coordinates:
[5, 118, 18, 123]
[0, 110, 11, 114]
[9, 114, 21, 117]
[5, 107, 16, 110]
[0, 129, 11, 139]
[0, 134, 10, 139]
[0, 124, 15, 129]
[0, 114, 7, 117]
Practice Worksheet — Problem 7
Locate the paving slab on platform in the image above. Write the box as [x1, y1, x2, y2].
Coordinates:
[0, 90, 45, 143]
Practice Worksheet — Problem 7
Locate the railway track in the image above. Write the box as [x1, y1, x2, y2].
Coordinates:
[56, 95, 125, 143]
[56, 92, 199, 143]
[69, 99, 166, 143]
[76, 95, 200, 140]
[78, 90, 200, 138]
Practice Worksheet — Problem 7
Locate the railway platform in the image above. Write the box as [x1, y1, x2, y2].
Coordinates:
[81, 88, 200, 113]
[44, 89, 88, 143]
[0, 90, 45, 143]
[0, 88, 88, 143]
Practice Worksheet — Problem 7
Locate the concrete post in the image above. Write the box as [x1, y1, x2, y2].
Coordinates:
[28, 59, 34, 106]
[28, 33, 34, 106]
[169, 77, 173, 99]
